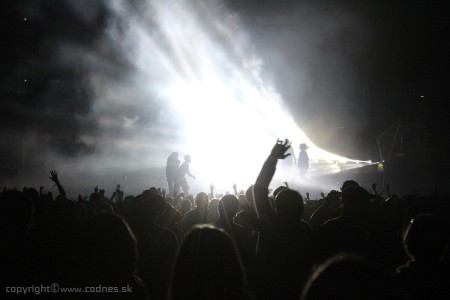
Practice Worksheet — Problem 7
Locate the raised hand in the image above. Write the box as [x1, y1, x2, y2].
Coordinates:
[49, 170, 66, 198]
[49, 170, 59, 186]
[269, 139, 292, 160]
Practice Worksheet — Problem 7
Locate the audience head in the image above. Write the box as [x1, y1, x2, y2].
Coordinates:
[195, 192, 209, 208]
[237, 194, 246, 209]
[184, 155, 191, 163]
[301, 254, 407, 300]
[275, 188, 304, 223]
[244, 185, 255, 209]
[341, 180, 359, 192]
[134, 191, 166, 219]
[93, 202, 113, 215]
[180, 198, 192, 211]
[219, 195, 240, 221]
[169, 225, 247, 300]
[208, 198, 219, 209]
[82, 213, 138, 277]
[273, 186, 287, 199]
[341, 186, 371, 221]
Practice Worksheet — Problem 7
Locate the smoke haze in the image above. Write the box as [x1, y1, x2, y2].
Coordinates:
[1, 0, 448, 195]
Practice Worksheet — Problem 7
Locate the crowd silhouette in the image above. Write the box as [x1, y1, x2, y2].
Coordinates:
[1, 139, 449, 299]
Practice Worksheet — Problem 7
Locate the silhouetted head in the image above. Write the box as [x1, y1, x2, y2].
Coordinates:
[208, 198, 219, 210]
[94, 202, 114, 215]
[82, 213, 138, 277]
[341, 186, 371, 221]
[180, 199, 192, 212]
[134, 191, 166, 219]
[168, 152, 179, 161]
[275, 188, 304, 223]
[301, 254, 407, 300]
[341, 180, 359, 192]
[300, 143, 308, 151]
[273, 186, 287, 199]
[244, 185, 255, 209]
[237, 194, 246, 210]
[23, 187, 39, 203]
[0, 190, 34, 235]
[195, 192, 209, 208]
[169, 225, 247, 300]
[219, 195, 240, 221]
[404, 214, 448, 262]
[184, 155, 191, 163]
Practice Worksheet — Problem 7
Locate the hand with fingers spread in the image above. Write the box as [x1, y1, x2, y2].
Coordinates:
[255, 138, 293, 213]
[269, 139, 292, 160]
[49, 170, 66, 198]
[49, 170, 59, 186]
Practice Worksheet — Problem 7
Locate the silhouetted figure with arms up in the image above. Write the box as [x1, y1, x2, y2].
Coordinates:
[174, 155, 196, 197]
[166, 152, 180, 197]
[298, 143, 309, 179]
[252, 139, 316, 299]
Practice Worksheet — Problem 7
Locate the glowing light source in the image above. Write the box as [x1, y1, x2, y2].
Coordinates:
[98, 0, 370, 193]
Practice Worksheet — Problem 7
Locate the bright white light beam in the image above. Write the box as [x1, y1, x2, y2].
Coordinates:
[105, 0, 370, 193]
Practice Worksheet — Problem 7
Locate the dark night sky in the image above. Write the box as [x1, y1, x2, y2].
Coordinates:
[1, 0, 449, 192]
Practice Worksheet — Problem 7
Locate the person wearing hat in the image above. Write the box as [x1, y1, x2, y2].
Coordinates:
[298, 143, 309, 178]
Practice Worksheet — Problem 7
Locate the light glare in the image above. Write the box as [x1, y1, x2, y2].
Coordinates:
[102, 0, 370, 192]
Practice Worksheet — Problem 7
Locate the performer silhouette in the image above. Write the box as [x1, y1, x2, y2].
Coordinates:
[298, 143, 309, 178]
[174, 155, 196, 197]
[166, 152, 180, 197]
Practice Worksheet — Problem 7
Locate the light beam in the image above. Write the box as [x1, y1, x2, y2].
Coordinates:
[98, 0, 370, 193]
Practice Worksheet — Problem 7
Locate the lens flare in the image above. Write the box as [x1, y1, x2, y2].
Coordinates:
[100, 0, 370, 192]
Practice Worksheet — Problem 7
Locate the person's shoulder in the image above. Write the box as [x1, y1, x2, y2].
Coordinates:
[318, 216, 342, 230]
[299, 219, 313, 231]
[182, 209, 196, 219]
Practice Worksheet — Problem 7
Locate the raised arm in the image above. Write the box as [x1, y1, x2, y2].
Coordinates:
[209, 183, 215, 200]
[49, 170, 66, 199]
[233, 183, 238, 196]
[255, 139, 291, 188]
[254, 139, 291, 219]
